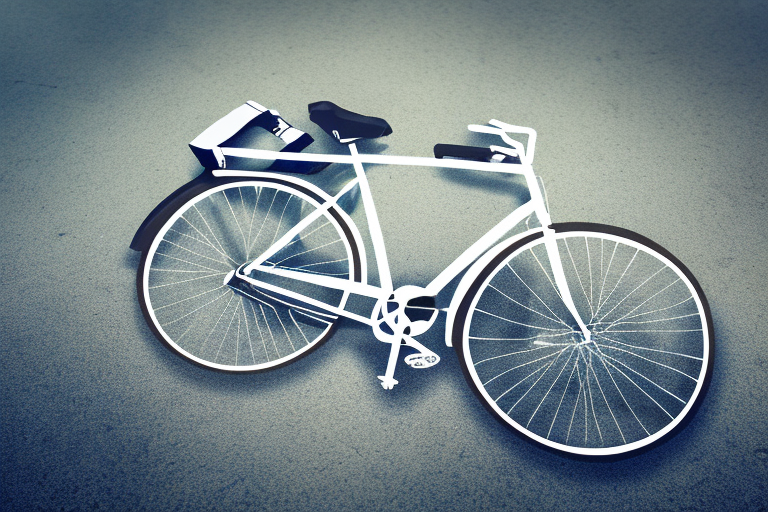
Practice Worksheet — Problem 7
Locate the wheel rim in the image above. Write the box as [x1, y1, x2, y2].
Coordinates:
[461, 230, 711, 456]
[141, 180, 356, 371]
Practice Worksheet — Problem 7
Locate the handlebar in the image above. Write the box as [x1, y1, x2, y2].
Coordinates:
[468, 120, 537, 166]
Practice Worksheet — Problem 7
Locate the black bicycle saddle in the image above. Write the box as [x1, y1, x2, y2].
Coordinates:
[308, 101, 392, 143]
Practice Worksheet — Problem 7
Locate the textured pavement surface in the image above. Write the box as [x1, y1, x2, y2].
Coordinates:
[2, 0, 767, 510]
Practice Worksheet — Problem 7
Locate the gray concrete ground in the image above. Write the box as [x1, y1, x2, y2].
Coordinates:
[2, 0, 767, 510]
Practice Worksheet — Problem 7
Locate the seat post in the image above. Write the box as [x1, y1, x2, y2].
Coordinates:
[348, 142, 393, 292]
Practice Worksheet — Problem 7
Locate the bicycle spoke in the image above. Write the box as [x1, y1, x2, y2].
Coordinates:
[596, 351, 687, 404]
[475, 308, 572, 332]
[178, 216, 239, 266]
[192, 204, 231, 260]
[597, 343, 698, 381]
[163, 289, 231, 328]
[474, 344, 565, 365]
[249, 301, 269, 361]
[155, 252, 221, 273]
[235, 309, 241, 365]
[585, 349, 602, 444]
[616, 294, 692, 323]
[507, 348, 567, 415]
[481, 348, 564, 386]
[469, 332, 571, 342]
[507, 266, 569, 326]
[527, 347, 575, 427]
[148, 272, 227, 290]
[168, 227, 224, 254]
[248, 188, 277, 257]
[565, 354, 584, 445]
[283, 221, 332, 251]
[586, 237, 594, 314]
[290, 310, 311, 346]
[154, 284, 227, 311]
[606, 312, 702, 329]
[260, 304, 280, 359]
[265, 301, 295, 353]
[596, 333, 702, 361]
[161, 239, 232, 267]
[564, 237, 594, 318]
[605, 278, 684, 327]
[595, 248, 638, 319]
[241, 297, 257, 365]
[488, 284, 566, 326]
[589, 344, 650, 436]
[246, 186, 263, 261]
[294, 257, 349, 270]
[495, 363, 549, 402]
[605, 328, 703, 334]
[198, 294, 236, 355]
[273, 238, 344, 266]
[597, 264, 667, 324]
[599, 355, 675, 420]
[529, 246, 563, 301]
[269, 193, 292, 247]
[222, 189, 248, 258]
[215, 301, 240, 363]
[588, 350, 619, 444]
[595, 240, 617, 317]
[548, 352, 579, 439]
[149, 268, 215, 273]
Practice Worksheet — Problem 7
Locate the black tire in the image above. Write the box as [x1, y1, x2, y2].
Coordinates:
[138, 178, 361, 371]
[452, 223, 713, 457]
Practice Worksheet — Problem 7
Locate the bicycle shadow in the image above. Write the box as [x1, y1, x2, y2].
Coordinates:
[437, 167, 530, 202]
[122, 246, 720, 481]
[335, 314, 459, 402]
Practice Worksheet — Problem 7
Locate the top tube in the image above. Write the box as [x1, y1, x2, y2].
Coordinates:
[220, 147, 530, 175]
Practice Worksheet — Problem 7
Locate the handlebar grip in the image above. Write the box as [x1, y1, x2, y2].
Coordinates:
[434, 144, 494, 162]
[434, 143, 521, 164]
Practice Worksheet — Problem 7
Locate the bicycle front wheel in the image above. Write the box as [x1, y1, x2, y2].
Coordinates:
[138, 178, 360, 372]
[452, 223, 713, 457]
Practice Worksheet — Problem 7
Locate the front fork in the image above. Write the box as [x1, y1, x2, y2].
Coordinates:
[522, 165, 592, 343]
[542, 229, 592, 341]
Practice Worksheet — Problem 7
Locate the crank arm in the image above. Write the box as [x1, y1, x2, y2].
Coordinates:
[378, 340, 402, 390]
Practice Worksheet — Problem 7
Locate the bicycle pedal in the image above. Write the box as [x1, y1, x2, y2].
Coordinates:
[404, 353, 440, 369]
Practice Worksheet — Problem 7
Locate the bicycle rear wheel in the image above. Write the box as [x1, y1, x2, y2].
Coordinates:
[452, 224, 713, 457]
[138, 178, 360, 371]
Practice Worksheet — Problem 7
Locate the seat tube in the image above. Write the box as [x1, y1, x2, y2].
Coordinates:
[348, 143, 393, 292]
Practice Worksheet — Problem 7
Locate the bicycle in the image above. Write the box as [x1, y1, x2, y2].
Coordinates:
[130, 100, 713, 457]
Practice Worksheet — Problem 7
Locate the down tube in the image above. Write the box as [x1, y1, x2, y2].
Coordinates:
[426, 200, 537, 297]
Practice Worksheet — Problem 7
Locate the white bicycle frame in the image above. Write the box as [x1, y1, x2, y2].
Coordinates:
[217, 120, 591, 388]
